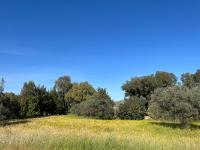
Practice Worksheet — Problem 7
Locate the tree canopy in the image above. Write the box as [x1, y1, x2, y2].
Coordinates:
[148, 86, 200, 128]
[116, 97, 147, 120]
[122, 71, 177, 101]
[181, 70, 200, 88]
[65, 82, 96, 103]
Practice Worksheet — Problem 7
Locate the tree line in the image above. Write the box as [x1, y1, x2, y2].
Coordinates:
[0, 76, 114, 122]
[118, 70, 200, 128]
[0, 70, 200, 128]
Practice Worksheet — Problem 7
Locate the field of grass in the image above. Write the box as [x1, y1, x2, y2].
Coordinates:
[0, 115, 199, 150]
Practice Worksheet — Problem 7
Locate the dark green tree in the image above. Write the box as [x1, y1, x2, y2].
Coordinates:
[0, 79, 20, 124]
[93, 88, 114, 106]
[37, 86, 56, 116]
[20, 81, 39, 118]
[5, 92, 20, 118]
[49, 88, 63, 114]
[122, 71, 177, 108]
[116, 97, 147, 120]
[122, 75, 155, 100]
[0, 99, 10, 123]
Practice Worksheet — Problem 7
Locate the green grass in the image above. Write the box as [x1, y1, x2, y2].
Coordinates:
[0, 115, 199, 150]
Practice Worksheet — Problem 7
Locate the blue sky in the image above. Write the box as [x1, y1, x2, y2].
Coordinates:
[0, 0, 200, 100]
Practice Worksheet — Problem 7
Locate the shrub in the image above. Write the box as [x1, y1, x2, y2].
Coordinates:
[70, 99, 114, 120]
[116, 97, 147, 120]
[148, 86, 200, 128]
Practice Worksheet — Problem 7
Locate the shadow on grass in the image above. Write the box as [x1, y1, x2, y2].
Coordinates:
[0, 119, 30, 127]
[150, 122, 200, 130]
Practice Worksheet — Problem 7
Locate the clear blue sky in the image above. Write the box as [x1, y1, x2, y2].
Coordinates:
[0, 0, 200, 100]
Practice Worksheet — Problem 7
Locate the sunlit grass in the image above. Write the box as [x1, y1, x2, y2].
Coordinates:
[0, 115, 199, 150]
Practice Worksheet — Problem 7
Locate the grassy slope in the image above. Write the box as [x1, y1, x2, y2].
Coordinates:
[0, 115, 199, 150]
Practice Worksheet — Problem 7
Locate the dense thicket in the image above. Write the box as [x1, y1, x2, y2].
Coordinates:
[70, 88, 114, 119]
[116, 97, 147, 120]
[20, 82, 56, 118]
[148, 86, 200, 128]
[122, 71, 177, 102]
[0, 79, 20, 122]
[65, 82, 96, 110]
[181, 70, 200, 88]
[120, 71, 177, 119]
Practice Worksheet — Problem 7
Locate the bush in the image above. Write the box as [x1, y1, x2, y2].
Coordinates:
[116, 97, 147, 120]
[70, 99, 114, 120]
[148, 86, 200, 128]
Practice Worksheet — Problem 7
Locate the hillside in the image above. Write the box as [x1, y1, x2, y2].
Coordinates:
[0, 115, 199, 150]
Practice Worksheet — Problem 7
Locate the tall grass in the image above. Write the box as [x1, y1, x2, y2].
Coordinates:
[0, 115, 199, 150]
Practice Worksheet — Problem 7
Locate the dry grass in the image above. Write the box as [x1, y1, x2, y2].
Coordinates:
[0, 115, 199, 150]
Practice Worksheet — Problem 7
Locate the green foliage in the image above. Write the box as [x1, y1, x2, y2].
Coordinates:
[0, 95, 11, 121]
[0, 79, 20, 122]
[122, 75, 155, 99]
[0, 79, 6, 121]
[54, 76, 72, 114]
[20, 81, 39, 118]
[55, 76, 72, 95]
[70, 88, 114, 119]
[181, 70, 200, 88]
[37, 86, 56, 116]
[4, 92, 20, 118]
[1, 69, 200, 126]
[188, 86, 200, 120]
[122, 71, 177, 101]
[20, 82, 56, 118]
[49, 89, 62, 114]
[155, 71, 177, 88]
[65, 82, 96, 110]
[116, 97, 147, 120]
[148, 86, 200, 128]
[93, 88, 114, 106]
[70, 100, 114, 120]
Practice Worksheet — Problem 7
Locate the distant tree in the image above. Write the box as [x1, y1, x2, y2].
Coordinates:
[122, 71, 177, 108]
[148, 86, 200, 128]
[0, 80, 20, 123]
[49, 88, 61, 114]
[181, 70, 200, 88]
[181, 73, 194, 88]
[0, 78, 5, 94]
[70, 99, 114, 120]
[5, 92, 20, 118]
[54, 76, 72, 114]
[65, 82, 96, 110]
[116, 97, 147, 120]
[155, 71, 177, 88]
[188, 86, 200, 121]
[122, 75, 155, 100]
[37, 86, 56, 116]
[93, 88, 114, 106]
[0, 79, 10, 122]
[70, 88, 114, 120]
[19, 81, 39, 118]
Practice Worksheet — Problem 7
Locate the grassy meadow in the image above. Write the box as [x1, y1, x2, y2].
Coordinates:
[0, 115, 199, 150]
